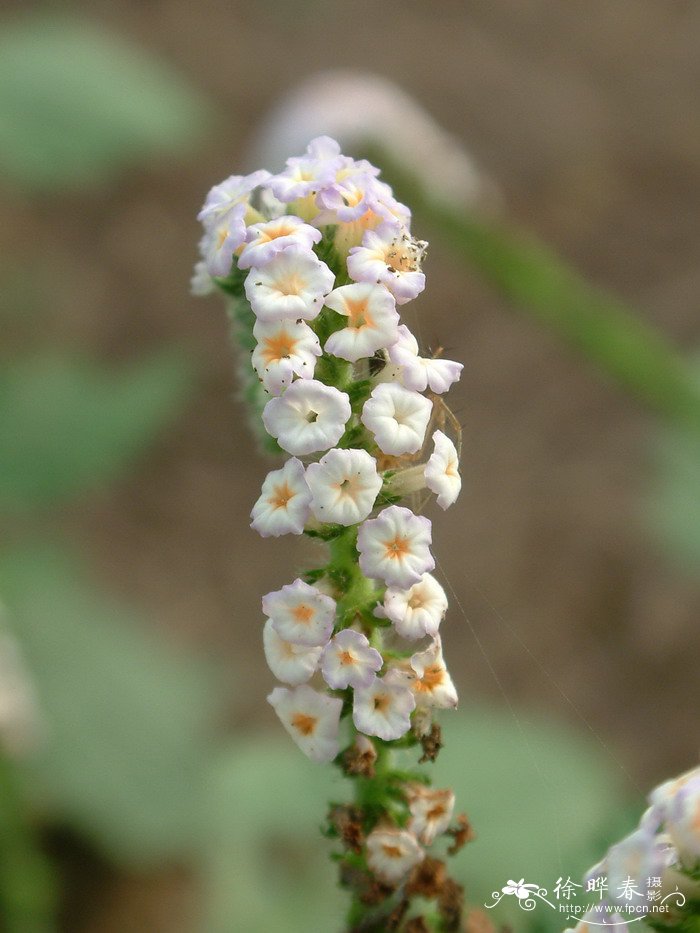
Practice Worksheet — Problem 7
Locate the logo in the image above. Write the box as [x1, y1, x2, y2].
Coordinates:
[484, 875, 686, 926]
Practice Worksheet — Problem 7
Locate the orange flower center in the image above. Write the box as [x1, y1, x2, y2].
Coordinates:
[344, 297, 374, 330]
[427, 804, 446, 820]
[276, 274, 304, 296]
[384, 535, 410, 560]
[260, 332, 296, 364]
[269, 483, 293, 510]
[291, 713, 317, 736]
[414, 664, 444, 692]
[292, 604, 314, 624]
[259, 221, 298, 244]
[381, 844, 403, 859]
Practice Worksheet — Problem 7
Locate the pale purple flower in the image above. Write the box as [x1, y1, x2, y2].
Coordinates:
[387, 324, 463, 394]
[316, 172, 401, 224]
[357, 506, 434, 588]
[424, 430, 461, 509]
[409, 636, 458, 709]
[190, 258, 215, 297]
[366, 826, 424, 885]
[263, 618, 322, 685]
[197, 169, 270, 231]
[251, 318, 321, 396]
[262, 380, 351, 455]
[269, 136, 343, 203]
[383, 573, 447, 640]
[305, 448, 382, 526]
[347, 223, 426, 304]
[321, 630, 382, 690]
[650, 767, 700, 868]
[323, 283, 400, 362]
[353, 675, 416, 740]
[267, 684, 343, 763]
[405, 784, 455, 845]
[262, 578, 336, 647]
[607, 826, 674, 912]
[238, 215, 322, 269]
[244, 245, 334, 321]
[250, 458, 311, 537]
[200, 223, 246, 278]
[361, 383, 432, 456]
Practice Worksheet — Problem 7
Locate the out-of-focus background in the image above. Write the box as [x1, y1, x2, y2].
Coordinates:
[1, 2, 699, 931]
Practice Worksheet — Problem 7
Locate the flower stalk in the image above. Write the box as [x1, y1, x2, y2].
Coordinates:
[194, 138, 481, 931]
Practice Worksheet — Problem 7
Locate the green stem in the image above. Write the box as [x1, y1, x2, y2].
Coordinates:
[0, 755, 56, 933]
[328, 528, 377, 627]
[375, 149, 700, 435]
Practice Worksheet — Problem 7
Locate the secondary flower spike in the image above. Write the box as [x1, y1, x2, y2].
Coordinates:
[194, 136, 468, 930]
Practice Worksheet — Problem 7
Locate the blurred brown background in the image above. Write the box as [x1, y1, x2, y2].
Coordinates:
[3, 1, 700, 929]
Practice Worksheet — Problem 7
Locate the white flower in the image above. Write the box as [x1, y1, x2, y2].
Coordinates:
[305, 448, 382, 526]
[405, 784, 455, 845]
[262, 380, 351, 455]
[269, 136, 343, 203]
[361, 383, 432, 456]
[267, 685, 343, 763]
[387, 324, 463, 394]
[323, 283, 400, 362]
[238, 215, 322, 269]
[251, 318, 321, 396]
[383, 573, 447, 640]
[320, 629, 382, 689]
[262, 618, 322, 685]
[424, 430, 461, 510]
[353, 675, 416, 740]
[409, 636, 458, 708]
[197, 169, 270, 230]
[357, 506, 434, 588]
[244, 245, 334, 321]
[262, 578, 336, 647]
[250, 458, 311, 537]
[366, 827, 424, 885]
[347, 223, 426, 304]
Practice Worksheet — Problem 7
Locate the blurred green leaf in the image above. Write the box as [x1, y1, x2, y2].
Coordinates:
[437, 708, 633, 931]
[649, 424, 700, 569]
[203, 707, 631, 933]
[0, 351, 194, 509]
[0, 546, 220, 866]
[646, 357, 700, 569]
[0, 756, 57, 933]
[0, 16, 212, 190]
[204, 739, 347, 933]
